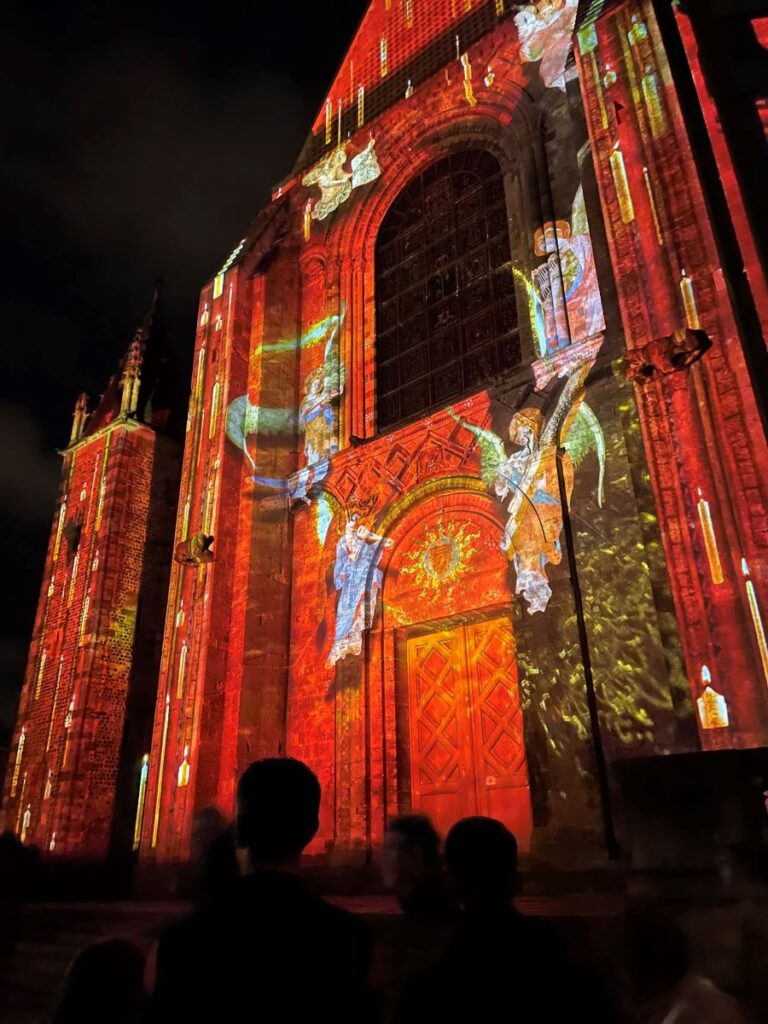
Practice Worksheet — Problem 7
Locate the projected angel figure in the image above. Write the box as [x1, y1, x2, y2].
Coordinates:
[328, 500, 394, 667]
[299, 361, 343, 467]
[451, 360, 604, 614]
[532, 187, 604, 353]
[303, 138, 382, 223]
[515, 0, 579, 90]
[303, 147, 353, 222]
[225, 316, 345, 502]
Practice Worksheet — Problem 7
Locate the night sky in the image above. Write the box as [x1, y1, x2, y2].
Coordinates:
[0, 0, 367, 728]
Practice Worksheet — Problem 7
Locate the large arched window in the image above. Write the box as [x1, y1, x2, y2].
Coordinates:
[375, 149, 519, 431]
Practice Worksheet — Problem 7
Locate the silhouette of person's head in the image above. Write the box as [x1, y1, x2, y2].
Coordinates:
[445, 816, 518, 909]
[236, 757, 321, 870]
[52, 939, 146, 1024]
[382, 814, 441, 904]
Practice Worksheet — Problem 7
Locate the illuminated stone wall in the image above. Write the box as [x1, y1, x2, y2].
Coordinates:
[138, 0, 768, 867]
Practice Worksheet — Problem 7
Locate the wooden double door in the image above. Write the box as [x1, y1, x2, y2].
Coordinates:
[405, 614, 532, 850]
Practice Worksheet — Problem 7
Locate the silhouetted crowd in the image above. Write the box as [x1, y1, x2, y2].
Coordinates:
[5, 757, 756, 1023]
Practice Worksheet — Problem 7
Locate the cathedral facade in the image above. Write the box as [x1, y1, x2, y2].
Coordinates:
[5, 1, 768, 868]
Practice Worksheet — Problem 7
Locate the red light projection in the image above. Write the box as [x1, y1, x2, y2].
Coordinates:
[132, 1, 768, 870]
[9, 1, 766, 867]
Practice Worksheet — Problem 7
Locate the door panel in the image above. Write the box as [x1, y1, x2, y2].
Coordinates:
[406, 630, 475, 839]
[465, 617, 532, 851]
[406, 615, 532, 850]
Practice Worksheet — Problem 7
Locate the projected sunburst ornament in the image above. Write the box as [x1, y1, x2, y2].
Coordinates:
[401, 519, 481, 601]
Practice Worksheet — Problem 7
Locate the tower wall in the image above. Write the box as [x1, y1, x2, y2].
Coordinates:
[2, 420, 179, 858]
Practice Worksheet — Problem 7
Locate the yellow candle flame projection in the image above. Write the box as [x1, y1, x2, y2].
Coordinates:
[95, 442, 109, 532]
[62, 697, 75, 768]
[696, 489, 724, 585]
[461, 53, 477, 107]
[34, 650, 47, 700]
[209, 380, 222, 439]
[303, 200, 313, 241]
[680, 268, 700, 329]
[202, 475, 216, 534]
[495, 0, 504, 14]
[151, 693, 171, 848]
[177, 745, 191, 788]
[325, 99, 332, 144]
[21, 806, 31, 844]
[78, 595, 90, 643]
[627, 13, 648, 48]
[697, 666, 729, 729]
[49, 831, 56, 852]
[406, 0, 414, 28]
[642, 167, 664, 246]
[380, 37, 388, 77]
[133, 754, 150, 850]
[357, 85, 365, 127]
[53, 502, 67, 562]
[610, 143, 634, 224]
[194, 348, 206, 404]
[67, 552, 79, 607]
[181, 497, 191, 542]
[743, 559, 768, 687]
[641, 64, 666, 138]
[15, 774, 27, 833]
[46, 658, 64, 753]
[44, 769, 52, 800]
[592, 53, 609, 130]
[10, 726, 25, 797]
[337, 99, 342, 148]
[176, 642, 188, 699]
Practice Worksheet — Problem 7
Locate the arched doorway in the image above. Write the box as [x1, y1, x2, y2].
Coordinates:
[381, 489, 533, 850]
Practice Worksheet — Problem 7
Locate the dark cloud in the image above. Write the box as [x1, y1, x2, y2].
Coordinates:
[0, 0, 367, 719]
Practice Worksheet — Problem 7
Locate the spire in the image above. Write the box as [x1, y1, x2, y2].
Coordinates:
[78, 277, 178, 439]
[120, 276, 162, 418]
[120, 332, 143, 417]
[69, 392, 90, 445]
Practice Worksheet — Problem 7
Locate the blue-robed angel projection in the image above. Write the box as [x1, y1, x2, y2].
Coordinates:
[327, 504, 394, 667]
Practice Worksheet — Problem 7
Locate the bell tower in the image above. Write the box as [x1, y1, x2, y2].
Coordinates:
[1, 285, 183, 860]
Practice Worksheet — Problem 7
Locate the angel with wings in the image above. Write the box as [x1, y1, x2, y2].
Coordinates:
[299, 340, 345, 468]
[451, 359, 604, 614]
[225, 315, 345, 501]
[327, 499, 394, 667]
[531, 186, 604, 354]
[515, 0, 579, 91]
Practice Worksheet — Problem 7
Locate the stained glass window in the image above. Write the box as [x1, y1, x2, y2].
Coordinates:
[375, 149, 518, 431]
